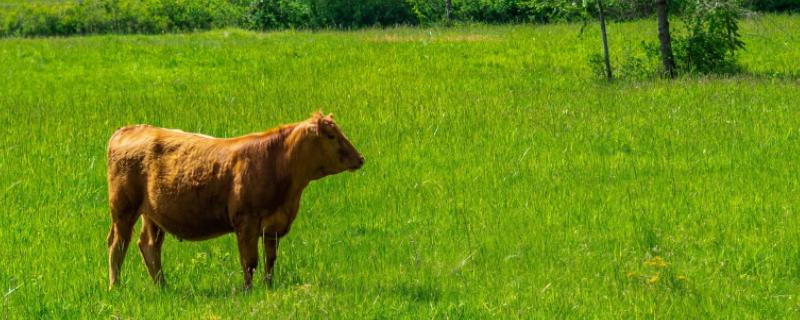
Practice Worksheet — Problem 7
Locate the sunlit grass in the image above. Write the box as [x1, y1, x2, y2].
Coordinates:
[1, 15, 799, 318]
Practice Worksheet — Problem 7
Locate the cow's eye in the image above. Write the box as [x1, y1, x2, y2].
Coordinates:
[327, 134, 336, 140]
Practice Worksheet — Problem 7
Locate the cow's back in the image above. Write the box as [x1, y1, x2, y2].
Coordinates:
[107, 125, 238, 240]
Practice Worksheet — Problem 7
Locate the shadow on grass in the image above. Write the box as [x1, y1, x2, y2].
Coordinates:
[592, 67, 799, 84]
[590, 51, 799, 84]
[159, 281, 318, 299]
[381, 282, 442, 303]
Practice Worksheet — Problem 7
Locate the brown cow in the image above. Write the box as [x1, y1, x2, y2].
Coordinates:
[106, 112, 364, 290]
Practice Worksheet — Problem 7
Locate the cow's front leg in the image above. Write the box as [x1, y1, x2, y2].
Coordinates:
[235, 223, 260, 290]
[263, 232, 280, 288]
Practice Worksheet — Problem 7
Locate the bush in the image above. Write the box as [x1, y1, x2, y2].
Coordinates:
[673, 0, 745, 73]
[589, 41, 661, 80]
[602, 0, 656, 20]
[247, 0, 312, 29]
[0, 0, 246, 37]
[516, 0, 587, 23]
[746, 0, 800, 12]
[247, 0, 417, 29]
[309, 0, 417, 28]
[450, 0, 565, 23]
[161, 0, 245, 30]
[405, 0, 445, 24]
[409, 0, 584, 24]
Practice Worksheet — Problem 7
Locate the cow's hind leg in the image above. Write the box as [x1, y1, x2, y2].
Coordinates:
[108, 214, 137, 289]
[107, 194, 139, 290]
[138, 215, 166, 286]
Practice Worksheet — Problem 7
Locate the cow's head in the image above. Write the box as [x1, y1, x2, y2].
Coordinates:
[296, 112, 364, 179]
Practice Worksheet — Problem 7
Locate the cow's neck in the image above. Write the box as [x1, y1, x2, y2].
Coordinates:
[241, 124, 310, 192]
[280, 124, 321, 189]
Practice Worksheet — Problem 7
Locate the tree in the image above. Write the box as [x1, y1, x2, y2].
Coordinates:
[445, 0, 452, 21]
[597, 0, 613, 80]
[656, 0, 676, 78]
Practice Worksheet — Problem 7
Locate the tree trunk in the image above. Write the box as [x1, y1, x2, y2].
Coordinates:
[597, 0, 612, 81]
[656, 0, 676, 78]
[445, 0, 452, 21]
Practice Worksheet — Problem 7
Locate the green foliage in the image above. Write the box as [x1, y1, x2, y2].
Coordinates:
[1, 0, 799, 36]
[600, 0, 656, 20]
[673, 0, 745, 73]
[746, 0, 800, 11]
[588, 52, 607, 78]
[246, 0, 418, 29]
[247, 0, 312, 29]
[404, 0, 598, 24]
[594, 0, 748, 79]
[455, 0, 519, 23]
[408, 0, 682, 26]
[588, 41, 661, 80]
[515, 0, 586, 22]
[617, 41, 662, 78]
[307, 0, 417, 27]
[398, 0, 799, 26]
[0, 0, 246, 37]
[404, 0, 445, 23]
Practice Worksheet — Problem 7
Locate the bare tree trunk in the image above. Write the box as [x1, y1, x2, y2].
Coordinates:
[597, 0, 612, 81]
[656, 0, 676, 78]
[445, 0, 452, 22]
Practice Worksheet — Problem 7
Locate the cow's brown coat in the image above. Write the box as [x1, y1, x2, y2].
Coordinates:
[106, 113, 363, 289]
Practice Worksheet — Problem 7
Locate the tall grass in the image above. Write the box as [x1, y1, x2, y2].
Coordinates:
[0, 15, 799, 318]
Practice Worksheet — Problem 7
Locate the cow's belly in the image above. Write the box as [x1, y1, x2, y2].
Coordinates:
[144, 193, 233, 241]
[260, 211, 292, 238]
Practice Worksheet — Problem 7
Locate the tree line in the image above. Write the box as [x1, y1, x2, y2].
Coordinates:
[0, 0, 797, 37]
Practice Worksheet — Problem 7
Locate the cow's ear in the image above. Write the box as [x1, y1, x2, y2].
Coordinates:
[317, 114, 334, 128]
[308, 122, 320, 136]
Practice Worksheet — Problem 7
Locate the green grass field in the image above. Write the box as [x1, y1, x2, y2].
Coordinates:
[1, 15, 799, 318]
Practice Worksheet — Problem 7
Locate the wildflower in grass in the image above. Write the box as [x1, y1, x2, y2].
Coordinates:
[647, 273, 660, 285]
[644, 256, 668, 268]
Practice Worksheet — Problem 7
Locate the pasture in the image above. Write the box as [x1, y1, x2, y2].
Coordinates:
[1, 15, 800, 318]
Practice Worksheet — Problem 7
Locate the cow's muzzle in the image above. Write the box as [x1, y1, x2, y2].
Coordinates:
[350, 155, 365, 170]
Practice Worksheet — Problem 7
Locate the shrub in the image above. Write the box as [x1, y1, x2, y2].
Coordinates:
[673, 0, 745, 73]
[0, 0, 246, 37]
[746, 0, 800, 12]
[588, 41, 661, 80]
[247, 0, 417, 29]
[405, 0, 445, 24]
[248, 0, 313, 29]
[517, 0, 586, 23]
[602, 0, 656, 20]
[309, 0, 417, 28]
